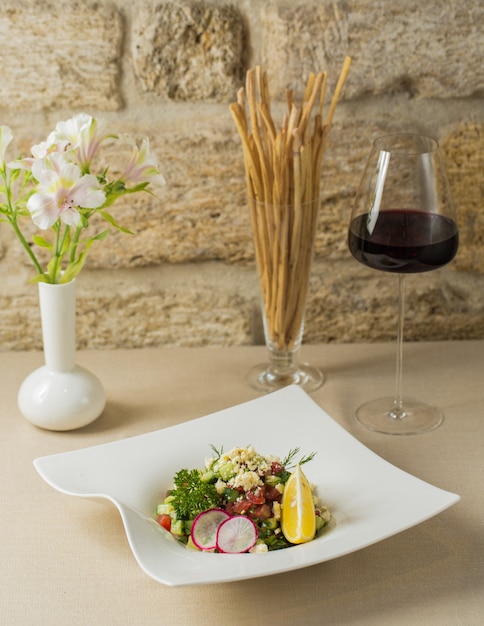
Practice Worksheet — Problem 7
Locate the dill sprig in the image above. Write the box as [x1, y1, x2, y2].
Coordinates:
[209, 444, 224, 460]
[282, 447, 316, 470]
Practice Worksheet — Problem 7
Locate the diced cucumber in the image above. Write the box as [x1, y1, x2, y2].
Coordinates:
[186, 535, 201, 551]
[170, 519, 186, 536]
[224, 487, 240, 502]
[216, 461, 235, 481]
[200, 470, 216, 483]
[264, 474, 280, 486]
[184, 519, 194, 534]
[156, 503, 175, 515]
[260, 517, 278, 530]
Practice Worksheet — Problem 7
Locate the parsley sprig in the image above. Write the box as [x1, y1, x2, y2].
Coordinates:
[168, 468, 221, 519]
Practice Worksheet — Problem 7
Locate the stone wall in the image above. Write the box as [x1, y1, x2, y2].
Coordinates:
[0, 0, 482, 350]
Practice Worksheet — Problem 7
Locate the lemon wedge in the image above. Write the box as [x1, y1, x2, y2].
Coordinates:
[281, 463, 316, 544]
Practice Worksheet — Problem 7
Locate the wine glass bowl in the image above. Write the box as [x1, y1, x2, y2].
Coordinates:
[348, 134, 458, 435]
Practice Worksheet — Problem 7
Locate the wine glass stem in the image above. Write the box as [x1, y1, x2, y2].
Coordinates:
[393, 273, 406, 419]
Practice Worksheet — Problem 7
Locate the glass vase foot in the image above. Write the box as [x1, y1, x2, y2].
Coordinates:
[355, 396, 443, 435]
[247, 361, 324, 394]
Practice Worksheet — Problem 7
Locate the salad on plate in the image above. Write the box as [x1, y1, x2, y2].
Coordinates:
[155, 445, 331, 553]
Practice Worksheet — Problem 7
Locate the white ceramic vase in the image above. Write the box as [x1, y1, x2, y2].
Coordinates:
[18, 279, 106, 431]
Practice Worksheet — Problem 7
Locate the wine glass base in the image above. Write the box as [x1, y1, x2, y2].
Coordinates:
[246, 361, 324, 394]
[355, 396, 444, 435]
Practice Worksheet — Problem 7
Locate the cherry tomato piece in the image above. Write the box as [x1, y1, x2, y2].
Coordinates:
[247, 487, 265, 505]
[157, 514, 172, 531]
[232, 499, 252, 515]
[251, 504, 272, 520]
[264, 485, 282, 502]
[271, 462, 284, 475]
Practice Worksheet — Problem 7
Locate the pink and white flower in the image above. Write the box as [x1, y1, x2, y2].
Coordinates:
[119, 137, 166, 187]
[1, 114, 164, 283]
[51, 113, 113, 171]
[28, 152, 105, 229]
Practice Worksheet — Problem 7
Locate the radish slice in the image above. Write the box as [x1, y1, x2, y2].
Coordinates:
[216, 515, 258, 553]
[191, 509, 231, 550]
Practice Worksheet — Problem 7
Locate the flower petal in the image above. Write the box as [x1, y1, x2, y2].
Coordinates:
[27, 192, 60, 229]
[0, 126, 13, 168]
[70, 174, 106, 209]
[120, 137, 165, 187]
[59, 204, 81, 227]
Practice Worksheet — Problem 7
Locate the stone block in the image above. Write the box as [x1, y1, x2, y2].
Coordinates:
[0, 1, 122, 111]
[0, 266, 255, 350]
[261, 0, 483, 100]
[305, 260, 484, 344]
[132, 1, 246, 101]
[441, 123, 484, 272]
[3, 256, 482, 350]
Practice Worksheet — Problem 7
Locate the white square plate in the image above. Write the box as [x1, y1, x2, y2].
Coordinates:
[34, 385, 459, 587]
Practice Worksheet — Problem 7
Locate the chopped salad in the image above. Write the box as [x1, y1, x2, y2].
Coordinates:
[155, 445, 331, 553]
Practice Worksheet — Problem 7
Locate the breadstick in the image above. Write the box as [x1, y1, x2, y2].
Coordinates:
[230, 58, 351, 349]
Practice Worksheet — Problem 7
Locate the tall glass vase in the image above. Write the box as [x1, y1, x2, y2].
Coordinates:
[229, 61, 351, 394]
[17, 279, 106, 431]
[246, 198, 324, 393]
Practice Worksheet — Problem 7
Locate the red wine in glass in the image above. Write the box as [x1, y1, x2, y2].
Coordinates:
[347, 134, 459, 435]
[348, 209, 458, 274]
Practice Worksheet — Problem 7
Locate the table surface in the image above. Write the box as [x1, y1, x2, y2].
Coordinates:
[1, 341, 483, 626]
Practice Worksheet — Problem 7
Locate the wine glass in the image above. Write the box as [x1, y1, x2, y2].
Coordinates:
[348, 134, 458, 435]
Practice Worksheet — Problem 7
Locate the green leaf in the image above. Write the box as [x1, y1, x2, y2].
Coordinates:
[32, 235, 54, 251]
[29, 274, 50, 284]
[60, 254, 87, 283]
[13, 206, 30, 217]
[99, 210, 134, 235]
[46, 257, 61, 283]
[92, 229, 109, 241]
[8, 167, 21, 183]
[79, 213, 89, 229]
[124, 182, 150, 193]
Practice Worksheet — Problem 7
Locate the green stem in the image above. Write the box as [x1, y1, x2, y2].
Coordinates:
[50, 224, 71, 283]
[9, 217, 45, 278]
[49, 222, 61, 282]
[1, 168, 45, 279]
[69, 224, 82, 264]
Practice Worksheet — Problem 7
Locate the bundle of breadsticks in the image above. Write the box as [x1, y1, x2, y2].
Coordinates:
[230, 57, 351, 351]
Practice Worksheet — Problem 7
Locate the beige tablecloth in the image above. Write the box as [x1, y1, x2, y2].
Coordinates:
[1, 342, 483, 625]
